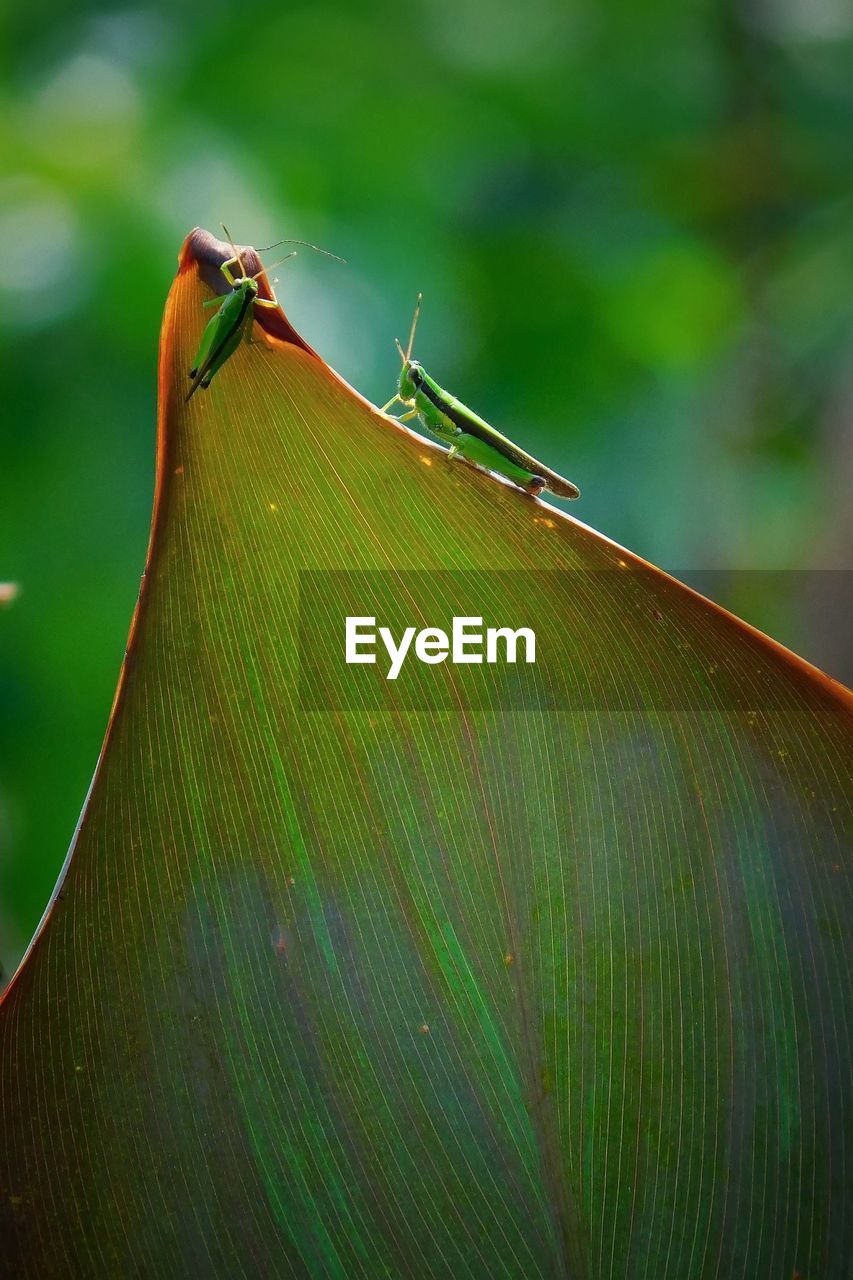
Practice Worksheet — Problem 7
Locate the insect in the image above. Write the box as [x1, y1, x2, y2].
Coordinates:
[186, 224, 343, 401]
[382, 295, 580, 499]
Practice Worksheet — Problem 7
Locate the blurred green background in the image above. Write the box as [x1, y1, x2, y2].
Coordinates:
[1, 0, 851, 976]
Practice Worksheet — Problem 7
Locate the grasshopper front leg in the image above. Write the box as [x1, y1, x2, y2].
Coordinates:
[220, 256, 241, 288]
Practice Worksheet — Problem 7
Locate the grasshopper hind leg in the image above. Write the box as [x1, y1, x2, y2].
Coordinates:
[525, 475, 547, 496]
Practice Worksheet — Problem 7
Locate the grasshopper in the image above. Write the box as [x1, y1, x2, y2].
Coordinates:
[187, 225, 342, 401]
[383, 295, 579, 499]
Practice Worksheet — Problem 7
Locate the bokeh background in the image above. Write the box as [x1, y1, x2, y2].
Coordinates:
[1, 0, 851, 976]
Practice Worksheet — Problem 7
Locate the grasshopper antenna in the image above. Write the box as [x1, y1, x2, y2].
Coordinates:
[404, 292, 422, 363]
[256, 238, 346, 263]
[220, 223, 247, 278]
[251, 251, 298, 280]
[393, 292, 423, 368]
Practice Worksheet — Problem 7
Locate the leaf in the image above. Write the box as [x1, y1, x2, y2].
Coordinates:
[1, 229, 851, 1279]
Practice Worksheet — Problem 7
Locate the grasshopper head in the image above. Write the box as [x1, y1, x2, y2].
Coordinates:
[398, 359, 422, 403]
[235, 274, 260, 298]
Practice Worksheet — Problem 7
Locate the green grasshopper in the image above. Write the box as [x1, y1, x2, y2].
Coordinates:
[186, 225, 342, 401]
[382, 296, 580, 499]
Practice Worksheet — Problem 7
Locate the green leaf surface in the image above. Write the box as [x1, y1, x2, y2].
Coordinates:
[1, 230, 851, 1279]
